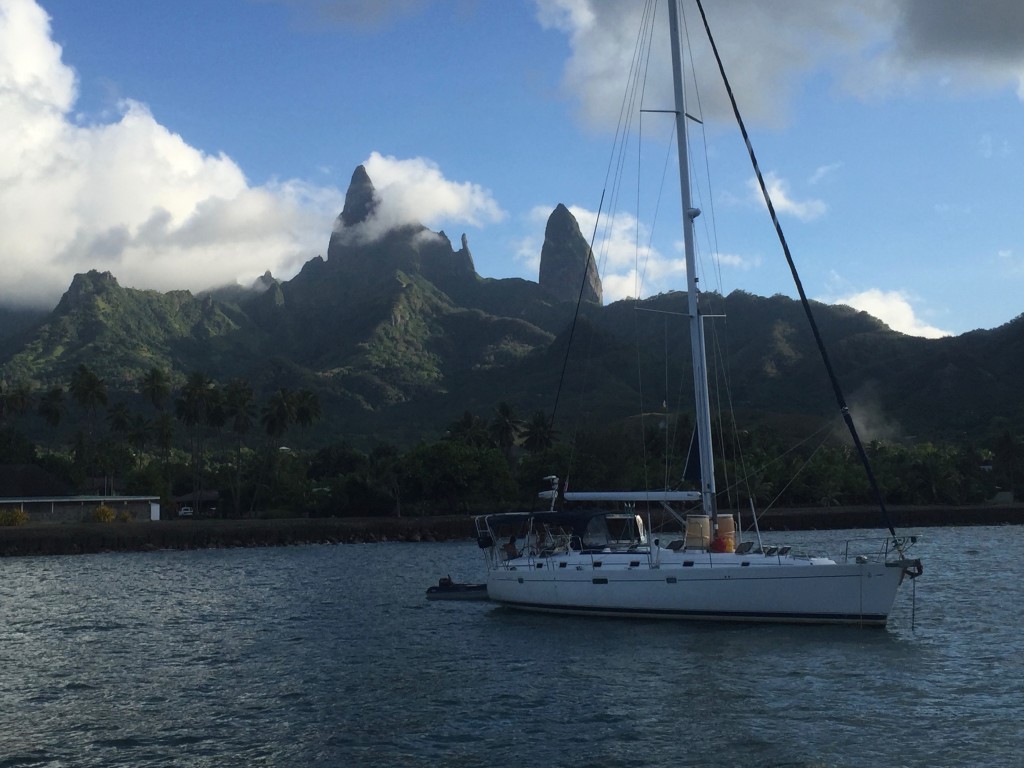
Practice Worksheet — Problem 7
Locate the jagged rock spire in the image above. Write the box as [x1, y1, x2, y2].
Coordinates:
[538, 204, 602, 304]
[340, 165, 378, 227]
[457, 233, 476, 273]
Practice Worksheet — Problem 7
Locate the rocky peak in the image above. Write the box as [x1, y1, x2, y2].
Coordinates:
[252, 270, 279, 293]
[324, 169, 480, 298]
[56, 270, 121, 312]
[69, 269, 119, 293]
[340, 165, 378, 228]
[538, 204, 602, 304]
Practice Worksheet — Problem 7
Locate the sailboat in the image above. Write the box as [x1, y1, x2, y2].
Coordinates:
[473, 0, 922, 625]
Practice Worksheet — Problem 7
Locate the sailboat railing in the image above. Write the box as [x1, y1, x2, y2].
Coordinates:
[842, 535, 920, 564]
[564, 490, 700, 502]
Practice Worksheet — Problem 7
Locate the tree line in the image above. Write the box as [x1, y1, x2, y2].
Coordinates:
[0, 366, 1020, 519]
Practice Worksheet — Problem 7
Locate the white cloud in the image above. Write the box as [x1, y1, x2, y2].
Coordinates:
[0, 0, 507, 308]
[351, 152, 505, 241]
[714, 252, 761, 271]
[831, 288, 951, 338]
[527, 203, 747, 302]
[978, 132, 1011, 159]
[0, 0, 347, 307]
[514, 234, 542, 275]
[809, 162, 843, 185]
[563, 205, 685, 301]
[0, 0, 74, 110]
[535, 0, 1024, 132]
[527, 203, 686, 301]
[997, 247, 1022, 273]
[891, 0, 1024, 98]
[748, 173, 827, 222]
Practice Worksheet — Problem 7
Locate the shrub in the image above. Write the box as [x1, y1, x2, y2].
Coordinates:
[0, 507, 29, 526]
[117, 509, 133, 523]
[92, 504, 116, 523]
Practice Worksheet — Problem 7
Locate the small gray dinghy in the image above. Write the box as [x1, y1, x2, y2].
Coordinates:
[425, 575, 489, 601]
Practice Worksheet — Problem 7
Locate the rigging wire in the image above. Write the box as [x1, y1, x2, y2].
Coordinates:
[664, 2, 739, 511]
[631, 1, 659, 496]
[752, 430, 833, 525]
[632, 4, 692, 494]
[716, 420, 835, 525]
[549, 189, 606, 433]
[677, 6, 738, 510]
[694, 0, 901, 543]
[551, 0, 661, 491]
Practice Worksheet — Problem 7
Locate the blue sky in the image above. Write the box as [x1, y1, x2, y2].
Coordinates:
[2, 0, 1023, 337]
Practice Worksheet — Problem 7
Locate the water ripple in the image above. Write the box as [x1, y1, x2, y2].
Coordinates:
[0, 529, 1019, 766]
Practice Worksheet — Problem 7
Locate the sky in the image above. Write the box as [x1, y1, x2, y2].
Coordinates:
[2, 0, 1024, 338]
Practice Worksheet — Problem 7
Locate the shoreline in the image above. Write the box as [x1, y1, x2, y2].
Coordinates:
[0, 516, 472, 558]
[1, 504, 1021, 557]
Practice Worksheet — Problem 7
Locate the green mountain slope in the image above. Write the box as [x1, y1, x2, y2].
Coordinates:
[0, 270, 265, 387]
[2, 166, 1022, 448]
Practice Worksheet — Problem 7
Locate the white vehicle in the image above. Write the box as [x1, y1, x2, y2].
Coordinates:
[178, 506, 193, 518]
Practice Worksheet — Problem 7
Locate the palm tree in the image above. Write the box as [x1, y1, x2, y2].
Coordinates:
[175, 371, 219, 513]
[107, 401, 132, 435]
[69, 364, 107, 475]
[368, 443, 403, 517]
[489, 401, 522, 460]
[995, 430, 1022, 495]
[256, 388, 296, 513]
[1, 381, 34, 424]
[105, 400, 133, 482]
[261, 388, 295, 443]
[223, 378, 255, 516]
[447, 410, 489, 448]
[69, 364, 108, 427]
[140, 367, 170, 411]
[37, 386, 66, 429]
[154, 411, 175, 508]
[522, 410, 557, 453]
[293, 389, 322, 433]
[127, 413, 150, 467]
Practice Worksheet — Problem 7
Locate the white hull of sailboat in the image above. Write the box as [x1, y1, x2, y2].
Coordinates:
[486, 554, 910, 625]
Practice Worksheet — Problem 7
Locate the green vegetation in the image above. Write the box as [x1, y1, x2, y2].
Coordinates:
[0, 363, 1018, 521]
[0, 507, 29, 526]
[1, 244, 1023, 518]
[91, 504, 116, 523]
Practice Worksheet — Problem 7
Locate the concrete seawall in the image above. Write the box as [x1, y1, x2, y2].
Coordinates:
[0, 505, 1020, 557]
[755, 504, 1024, 531]
[0, 516, 473, 557]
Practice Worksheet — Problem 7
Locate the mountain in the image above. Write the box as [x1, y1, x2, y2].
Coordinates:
[538, 203, 602, 304]
[1, 166, 1022, 446]
[0, 270, 265, 388]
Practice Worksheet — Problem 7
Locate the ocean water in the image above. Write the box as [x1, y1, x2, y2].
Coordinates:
[0, 525, 1020, 767]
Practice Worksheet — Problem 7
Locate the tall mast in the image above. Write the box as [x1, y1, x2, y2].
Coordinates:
[668, 0, 716, 519]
